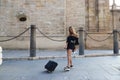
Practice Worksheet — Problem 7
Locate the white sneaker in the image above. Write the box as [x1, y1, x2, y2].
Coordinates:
[72, 50, 78, 56]
[64, 66, 70, 71]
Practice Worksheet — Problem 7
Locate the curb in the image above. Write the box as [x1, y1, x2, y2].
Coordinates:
[3, 54, 120, 61]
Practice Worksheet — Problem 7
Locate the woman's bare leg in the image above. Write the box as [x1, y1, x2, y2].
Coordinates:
[67, 49, 72, 67]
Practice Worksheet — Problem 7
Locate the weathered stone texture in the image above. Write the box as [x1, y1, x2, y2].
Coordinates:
[0, 0, 117, 49]
[0, 0, 85, 49]
[88, 0, 111, 32]
[0, 0, 66, 37]
[111, 10, 120, 30]
[66, 0, 85, 29]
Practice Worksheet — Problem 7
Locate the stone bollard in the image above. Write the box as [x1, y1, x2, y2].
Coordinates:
[0, 46, 2, 65]
[79, 27, 84, 55]
[113, 29, 119, 54]
[30, 25, 36, 57]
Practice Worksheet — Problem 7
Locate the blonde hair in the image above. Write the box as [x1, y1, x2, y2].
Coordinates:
[68, 26, 78, 37]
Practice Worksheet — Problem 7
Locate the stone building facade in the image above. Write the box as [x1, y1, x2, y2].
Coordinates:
[85, 0, 111, 32]
[0, 0, 118, 49]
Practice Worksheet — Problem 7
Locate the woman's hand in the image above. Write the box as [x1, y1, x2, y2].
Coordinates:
[64, 44, 67, 49]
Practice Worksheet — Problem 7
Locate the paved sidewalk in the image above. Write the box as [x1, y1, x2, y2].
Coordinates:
[0, 49, 120, 80]
[2, 49, 115, 60]
[0, 56, 120, 80]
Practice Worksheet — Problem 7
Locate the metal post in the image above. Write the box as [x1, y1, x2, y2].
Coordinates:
[79, 27, 84, 55]
[113, 29, 119, 54]
[30, 25, 36, 57]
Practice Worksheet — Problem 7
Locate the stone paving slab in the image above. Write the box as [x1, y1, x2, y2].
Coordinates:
[0, 56, 120, 80]
[1, 49, 118, 60]
[2, 49, 114, 58]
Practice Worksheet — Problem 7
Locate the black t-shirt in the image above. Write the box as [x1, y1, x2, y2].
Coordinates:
[66, 36, 79, 51]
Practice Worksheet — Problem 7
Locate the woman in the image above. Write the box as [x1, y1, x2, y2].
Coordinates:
[64, 26, 79, 71]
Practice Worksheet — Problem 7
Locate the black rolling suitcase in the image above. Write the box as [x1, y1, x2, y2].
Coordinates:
[45, 60, 58, 72]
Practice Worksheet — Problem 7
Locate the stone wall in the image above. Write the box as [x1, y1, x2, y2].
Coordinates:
[87, 0, 111, 32]
[66, 0, 85, 29]
[0, 0, 66, 36]
[111, 9, 120, 30]
[1, 0, 119, 50]
[0, 0, 85, 49]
